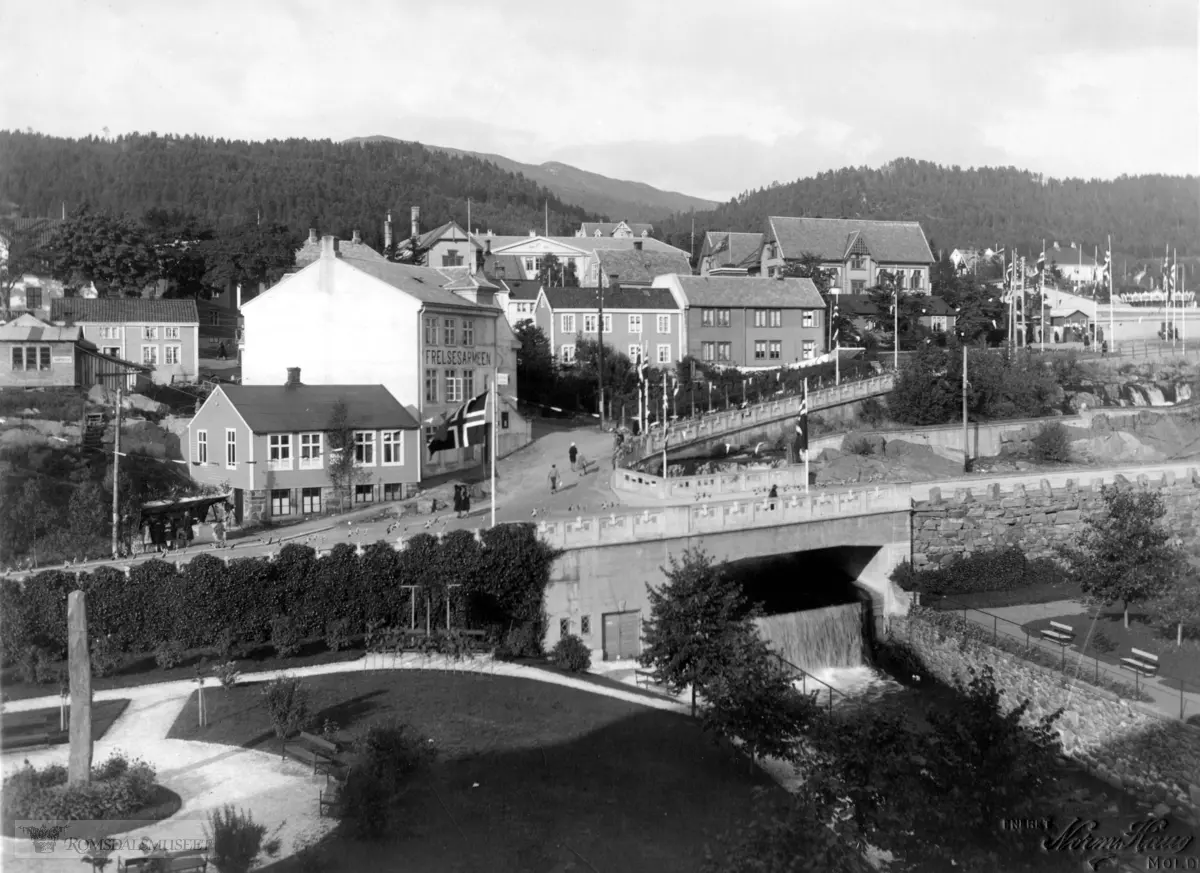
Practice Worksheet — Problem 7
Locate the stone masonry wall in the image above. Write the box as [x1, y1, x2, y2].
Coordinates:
[891, 614, 1200, 827]
[911, 469, 1200, 569]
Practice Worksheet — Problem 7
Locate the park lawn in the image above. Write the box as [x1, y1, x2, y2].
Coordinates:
[0, 697, 129, 746]
[923, 578, 1083, 611]
[1022, 609, 1200, 691]
[169, 670, 776, 873]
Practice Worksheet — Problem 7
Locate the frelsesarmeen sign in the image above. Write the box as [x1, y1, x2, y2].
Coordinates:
[425, 349, 492, 367]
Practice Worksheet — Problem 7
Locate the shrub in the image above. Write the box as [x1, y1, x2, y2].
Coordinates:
[324, 617, 351, 653]
[154, 638, 188, 670]
[1031, 421, 1072, 463]
[2, 754, 157, 822]
[270, 615, 303, 658]
[845, 436, 875, 456]
[890, 548, 1069, 596]
[16, 644, 55, 684]
[261, 675, 310, 739]
[93, 752, 130, 780]
[550, 634, 591, 672]
[89, 634, 122, 679]
[341, 719, 436, 839]
[215, 660, 240, 689]
[205, 805, 281, 873]
[213, 626, 243, 662]
[495, 622, 545, 660]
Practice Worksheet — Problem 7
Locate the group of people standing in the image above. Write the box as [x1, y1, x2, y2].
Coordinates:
[548, 442, 591, 494]
[141, 513, 197, 554]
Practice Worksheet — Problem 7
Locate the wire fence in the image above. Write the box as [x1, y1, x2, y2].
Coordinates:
[769, 652, 847, 714]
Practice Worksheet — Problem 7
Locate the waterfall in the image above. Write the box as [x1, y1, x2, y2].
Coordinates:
[1125, 385, 1148, 407]
[755, 604, 865, 673]
[1144, 385, 1168, 406]
[1179, 384, 1193, 404]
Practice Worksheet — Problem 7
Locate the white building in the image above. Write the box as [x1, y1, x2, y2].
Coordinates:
[484, 233, 690, 287]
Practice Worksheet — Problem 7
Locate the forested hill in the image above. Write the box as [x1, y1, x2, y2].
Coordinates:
[0, 132, 597, 246]
[658, 158, 1198, 259]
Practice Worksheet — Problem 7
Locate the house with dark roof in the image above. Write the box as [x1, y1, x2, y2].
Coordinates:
[698, 232, 763, 277]
[392, 215, 484, 271]
[186, 373, 420, 525]
[652, 275, 827, 369]
[0, 312, 150, 389]
[51, 297, 200, 385]
[240, 235, 530, 476]
[533, 283, 684, 367]
[761, 216, 934, 295]
[577, 221, 654, 239]
[595, 243, 692, 287]
[295, 228, 384, 267]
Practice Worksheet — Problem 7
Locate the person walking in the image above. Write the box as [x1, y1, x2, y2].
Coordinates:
[548, 464, 560, 494]
[212, 518, 226, 549]
[576, 451, 589, 475]
[568, 442, 578, 472]
[217, 342, 227, 361]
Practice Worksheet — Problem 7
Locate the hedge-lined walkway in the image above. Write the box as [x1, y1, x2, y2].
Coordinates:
[1, 654, 689, 873]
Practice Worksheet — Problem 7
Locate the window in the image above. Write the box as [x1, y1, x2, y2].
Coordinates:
[769, 340, 781, 359]
[628, 314, 642, 333]
[299, 432, 322, 469]
[270, 489, 292, 517]
[444, 369, 461, 403]
[802, 310, 814, 328]
[441, 248, 463, 267]
[268, 434, 292, 471]
[754, 340, 767, 360]
[852, 280, 866, 293]
[717, 342, 732, 362]
[561, 314, 576, 334]
[225, 429, 237, 468]
[559, 618, 570, 637]
[770, 309, 782, 327]
[628, 344, 641, 361]
[302, 487, 322, 514]
[142, 346, 159, 365]
[850, 256, 865, 270]
[209, 312, 220, 326]
[931, 316, 947, 332]
[701, 308, 714, 327]
[896, 271, 907, 290]
[100, 326, 122, 340]
[164, 345, 181, 365]
[384, 483, 404, 501]
[754, 310, 767, 328]
[424, 317, 439, 346]
[443, 318, 456, 346]
[560, 344, 576, 364]
[911, 270, 923, 290]
[657, 344, 671, 364]
[802, 340, 815, 359]
[102, 346, 120, 358]
[602, 314, 612, 333]
[583, 314, 597, 333]
[382, 430, 405, 465]
[143, 326, 159, 340]
[354, 484, 375, 504]
[10, 346, 52, 370]
[581, 615, 591, 635]
[354, 431, 376, 465]
[463, 369, 475, 399]
[196, 430, 208, 464]
[657, 314, 670, 333]
[701, 341, 715, 361]
[164, 326, 180, 340]
[462, 320, 474, 345]
[524, 257, 536, 274]
[424, 368, 438, 403]
[25, 287, 43, 310]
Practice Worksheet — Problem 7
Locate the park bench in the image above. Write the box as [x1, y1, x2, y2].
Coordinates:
[282, 731, 341, 775]
[5, 730, 51, 750]
[1120, 648, 1159, 677]
[1040, 621, 1075, 645]
[318, 771, 345, 818]
[121, 847, 209, 871]
[634, 669, 656, 688]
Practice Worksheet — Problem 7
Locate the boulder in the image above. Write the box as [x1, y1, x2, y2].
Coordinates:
[88, 383, 115, 406]
[123, 393, 168, 415]
[841, 432, 886, 455]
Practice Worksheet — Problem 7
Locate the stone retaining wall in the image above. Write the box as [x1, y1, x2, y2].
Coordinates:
[890, 614, 1200, 826]
[911, 469, 1200, 569]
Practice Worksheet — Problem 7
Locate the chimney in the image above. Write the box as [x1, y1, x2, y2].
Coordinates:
[320, 235, 340, 259]
[634, 240, 643, 252]
[410, 206, 421, 241]
[286, 367, 301, 386]
[485, 239, 491, 255]
[352, 229, 361, 244]
[529, 230, 536, 237]
[308, 228, 318, 244]
[384, 212, 393, 250]
[609, 273, 620, 292]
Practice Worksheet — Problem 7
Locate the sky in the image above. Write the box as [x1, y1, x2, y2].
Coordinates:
[1, 0, 1196, 203]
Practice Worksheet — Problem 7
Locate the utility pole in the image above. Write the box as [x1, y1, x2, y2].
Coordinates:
[597, 278, 608, 426]
[110, 379, 123, 559]
[961, 342, 969, 474]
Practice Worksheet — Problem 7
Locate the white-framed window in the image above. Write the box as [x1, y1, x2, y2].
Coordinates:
[911, 270, 923, 290]
[196, 430, 207, 464]
[225, 428, 237, 468]
[754, 310, 767, 328]
[657, 344, 671, 364]
[628, 344, 641, 361]
[100, 326, 121, 340]
[769, 340, 781, 359]
[443, 318, 456, 346]
[602, 314, 612, 333]
[524, 257, 537, 274]
[717, 342, 732, 361]
[354, 431, 376, 465]
[424, 317, 439, 345]
[628, 314, 642, 333]
[299, 432, 322, 469]
[164, 345, 181, 365]
[11, 346, 51, 370]
[716, 309, 731, 327]
[463, 369, 475, 399]
[590, 263, 599, 283]
[931, 316, 947, 332]
[164, 326, 180, 340]
[444, 369, 462, 403]
[301, 486, 322, 514]
[143, 326, 158, 340]
[142, 346, 158, 365]
[382, 430, 405, 465]
[701, 341, 714, 361]
[583, 314, 597, 333]
[102, 346, 120, 358]
[754, 340, 767, 360]
[270, 489, 291, 517]
[462, 320, 474, 345]
[701, 308, 714, 327]
[424, 368, 438, 403]
[268, 433, 292, 471]
[561, 314, 576, 334]
[802, 340, 816, 359]
[802, 311, 814, 328]
[657, 314, 670, 333]
[770, 309, 782, 328]
[560, 344, 576, 364]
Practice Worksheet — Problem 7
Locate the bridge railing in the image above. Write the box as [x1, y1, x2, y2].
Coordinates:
[769, 652, 847, 714]
[535, 481, 912, 550]
[623, 372, 896, 463]
[614, 465, 812, 500]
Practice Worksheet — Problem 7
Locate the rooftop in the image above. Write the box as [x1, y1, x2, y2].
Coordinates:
[51, 297, 200, 324]
[0, 217, 62, 250]
[0, 313, 82, 342]
[503, 279, 542, 301]
[768, 216, 934, 264]
[487, 235, 688, 256]
[595, 247, 692, 285]
[542, 286, 679, 310]
[218, 383, 420, 433]
[670, 276, 825, 309]
[332, 253, 496, 311]
[295, 231, 384, 267]
[703, 232, 763, 269]
[579, 221, 655, 238]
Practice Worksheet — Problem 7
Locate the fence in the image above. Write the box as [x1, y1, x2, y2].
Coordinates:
[769, 652, 846, 714]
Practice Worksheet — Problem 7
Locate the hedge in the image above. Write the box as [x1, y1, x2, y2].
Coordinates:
[1, 524, 559, 670]
[890, 547, 1068, 596]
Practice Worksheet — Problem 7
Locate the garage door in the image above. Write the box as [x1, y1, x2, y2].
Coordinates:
[602, 610, 641, 661]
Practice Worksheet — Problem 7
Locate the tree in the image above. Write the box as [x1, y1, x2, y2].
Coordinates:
[536, 253, 578, 287]
[888, 344, 958, 424]
[781, 252, 832, 296]
[1145, 566, 1200, 646]
[638, 549, 760, 716]
[326, 400, 359, 512]
[45, 207, 158, 296]
[0, 218, 54, 319]
[143, 208, 214, 298]
[1060, 485, 1186, 628]
[514, 320, 555, 405]
[199, 222, 298, 295]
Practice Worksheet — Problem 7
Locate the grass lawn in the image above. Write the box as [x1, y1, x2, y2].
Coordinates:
[922, 578, 1083, 611]
[0, 698, 129, 747]
[1022, 608, 1200, 692]
[169, 670, 776, 873]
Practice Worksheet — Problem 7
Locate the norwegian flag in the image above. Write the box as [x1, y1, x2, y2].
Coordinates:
[1100, 247, 1112, 289]
[831, 294, 840, 346]
[636, 345, 650, 385]
[1165, 247, 1175, 298]
[795, 387, 809, 452]
[427, 390, 489, 455]
[1037, 246, 1046, 284]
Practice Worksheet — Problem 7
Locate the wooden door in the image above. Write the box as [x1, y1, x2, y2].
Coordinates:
[602, 611, 641, 661]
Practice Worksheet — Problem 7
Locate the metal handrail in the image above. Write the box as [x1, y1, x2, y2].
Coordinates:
[770, 651, 848, 714]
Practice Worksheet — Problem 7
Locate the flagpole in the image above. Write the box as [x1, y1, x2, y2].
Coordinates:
[1109, 235, 1114, 348]
[803, 378, 809, 493]
[661, 371, 668, 477]
[490, 367, 497, 528]
[1173, 247, 1178, 347]
[1040, 239, 1045, 352]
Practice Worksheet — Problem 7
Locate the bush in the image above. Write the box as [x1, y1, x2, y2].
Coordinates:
[495, 622, 545, 660]
[16, 644, 55, 684]
[270, 615, 303, 658]
[261, 675, 310, 739]
[1030, 421, 1072, 463]
[215, 660, 240, 689]
[213, 626, 243, 662]
[154, 638, 188, 670]
[890, 548, 1068, 596]
[205, 805, 281, 873]
[550, 634, 591, 672]
[845, 436, 876, 456]
[341, 719, 437, 839]
[2, 754, 157, 822]
[89, 634, 122, 678]
[324, 617, 351, 653]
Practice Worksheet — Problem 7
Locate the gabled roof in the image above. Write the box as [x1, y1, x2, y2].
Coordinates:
[396, 220, 483, 255]
[0, 217, 62, 250]
[295, 234, 384, 267]
[436, 267, 499, 292]
[217, 384, 420, 433]
[51, 297, 200, 324]
[672, 276, 825, 309]
[595, 248, 692, 285]
[580, 221, 654, 237]
[504, 280, 542, 301]
[768, 217, 934, 264]
[334, 254, 496, 311]
[482, 253, 525, 282]
[703, 232, 763, 269]
[0, 313, 82, 342]
[542, 286, 679, 311]
[836, 294, 881, 318]
[488, 235, 687, 256]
